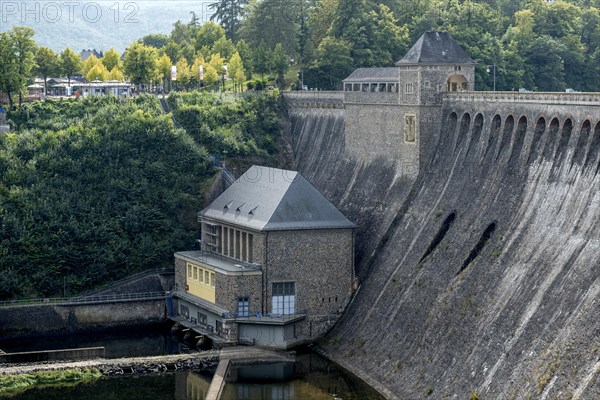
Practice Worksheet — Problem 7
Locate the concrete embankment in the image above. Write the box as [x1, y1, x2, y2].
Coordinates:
[284, 96, 600, 399]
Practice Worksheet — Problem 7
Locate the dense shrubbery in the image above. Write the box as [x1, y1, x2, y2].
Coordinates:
[167, 92, 280, 157]
[0, 95, 215, 298]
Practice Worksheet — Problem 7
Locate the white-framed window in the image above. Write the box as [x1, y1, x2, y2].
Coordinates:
[237, 297, 249, 317]
[405, 82, 415, 94]
[272, 282, 296, 315]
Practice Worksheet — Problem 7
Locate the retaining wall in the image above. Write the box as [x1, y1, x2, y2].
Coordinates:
[0, 299, 167, 338]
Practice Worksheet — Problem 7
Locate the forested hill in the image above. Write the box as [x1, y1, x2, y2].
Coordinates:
[0, 1, 204, 52]
[0, 93, 281, 299]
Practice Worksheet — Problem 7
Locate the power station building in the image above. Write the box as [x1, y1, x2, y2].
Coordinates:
[172, 165, 356, 349]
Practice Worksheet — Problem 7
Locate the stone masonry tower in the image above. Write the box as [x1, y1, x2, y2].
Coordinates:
[396, 31, 476, 164]
[342, 31, 475, 172]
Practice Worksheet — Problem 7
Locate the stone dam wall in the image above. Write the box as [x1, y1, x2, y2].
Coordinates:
[283, 92, 600, 399]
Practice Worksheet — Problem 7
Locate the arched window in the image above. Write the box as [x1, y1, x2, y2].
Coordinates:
[447, 74, 468, 92]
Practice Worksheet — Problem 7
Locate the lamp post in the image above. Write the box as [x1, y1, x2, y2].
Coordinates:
[487, 64, 496, 91]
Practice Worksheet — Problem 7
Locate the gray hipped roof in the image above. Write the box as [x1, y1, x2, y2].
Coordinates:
[200, 166, 356, 231]
[396, 31, 475, 65]
[343, 67, 399, 83]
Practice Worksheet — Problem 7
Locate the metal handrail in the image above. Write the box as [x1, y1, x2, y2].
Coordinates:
[0, 291, 168, 308]
[79, 268, 174, 296]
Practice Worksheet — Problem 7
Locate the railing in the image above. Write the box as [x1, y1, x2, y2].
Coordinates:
[0, 291, 168, 308]
[444, 91, 600, 105]
[212, 158, 236, 186]
[79, 268, 174, 296]
[223, 310, 308, 321]
[282, 91, 345, 108]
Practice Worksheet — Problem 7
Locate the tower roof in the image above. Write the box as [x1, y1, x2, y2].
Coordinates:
[396, 31, 475, 66]
[200, 165, 356, 231]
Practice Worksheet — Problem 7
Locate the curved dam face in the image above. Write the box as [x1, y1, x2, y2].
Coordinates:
[284, 93, 600, 399]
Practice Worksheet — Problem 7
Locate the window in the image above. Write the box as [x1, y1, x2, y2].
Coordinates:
[405, 82, 415, 94]
[237, 297, 249, 317]
[272, 282, 296, 315]
[210, 272, 215, 287]
[404, 114, 417, 143]
[205, 270, 209, 285]
[187, 265, 192, 278]
[199, 267, 204, 283]
[197, 312, 207, 325]
[193, 267, 198, 280]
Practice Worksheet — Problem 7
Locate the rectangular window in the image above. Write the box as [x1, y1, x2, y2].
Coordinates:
[205, 270, 209, 285]
[199, 267, 204, 283]
[241, 232, 247, 261]
[248, 234, 254, 262]
[187, 264, 192, 278]
[193, 267, 198, 281]
[405, 82, 415, 94]
[198, 312, 207, 325]
[272, 282, 296, 315]
[237, 297, 249, 317]
[210, 272, 215, 287]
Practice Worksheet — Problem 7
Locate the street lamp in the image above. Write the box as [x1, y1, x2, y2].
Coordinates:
[487, 64, 496, 91]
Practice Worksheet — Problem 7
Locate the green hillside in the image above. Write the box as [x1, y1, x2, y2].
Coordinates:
[0, 93, 280, 299]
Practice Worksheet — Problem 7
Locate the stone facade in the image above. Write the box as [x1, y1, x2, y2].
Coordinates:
[265, 229, 354, 316]
[215, 272, 262, 316]
[172, 165, 356, 348]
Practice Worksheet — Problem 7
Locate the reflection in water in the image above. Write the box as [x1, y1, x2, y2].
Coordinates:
[221, 353, 384, 400]
[6, 350, 382, 400]
[175, 371, 211, 400]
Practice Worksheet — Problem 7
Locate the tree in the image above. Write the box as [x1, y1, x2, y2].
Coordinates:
[253, 41, 270, 83]
[204, 64, 219, 90]
[306, 37, 354, 89]
[209, 0, 248, 41]
[86, 64, 109, 81]
[305, 0, 339, 62]
[175, 57, 192, 88]
[190, 54, 206, 87]
[228, 51, 245, 92]
[161, 41, 182, 66]
[236, 39, 253, 77]
[11, 26, 37, 109]
[211, 36, 236, 60]
[139, 33, 169, 49]
[238, 0, 299, 56]
[123, 42, 158, 87]
[209, 53, 226, 91]
[270, 43, 288, 88]
[195, 21, 226, 52]
[107, 67, 125, 81]
[0, 31, 18, 108]
[156, 53, 173, 90]
[35, 47, 60, 96]
[82, 54, 101, 76]
[101, 48, 121, 71]
[60, 48, 83, 87]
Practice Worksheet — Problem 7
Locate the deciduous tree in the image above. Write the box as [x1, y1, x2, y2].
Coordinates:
[123, 42, 159, 87]
[60, 48, 83, 87]
[101, 48, 121, 71]
[35, 47, 60, 96]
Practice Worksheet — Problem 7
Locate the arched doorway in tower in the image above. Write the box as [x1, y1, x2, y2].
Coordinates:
[447, 74, 468, 92]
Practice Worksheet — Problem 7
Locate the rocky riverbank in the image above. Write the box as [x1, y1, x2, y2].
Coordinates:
[0, 351, 220, 376]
